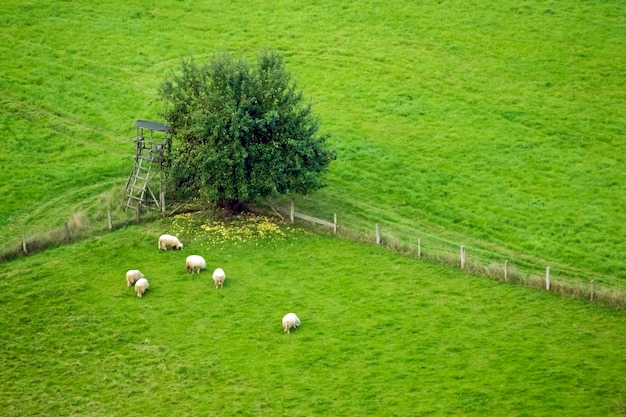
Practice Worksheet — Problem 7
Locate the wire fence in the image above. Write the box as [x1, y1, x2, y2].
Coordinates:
[271, 200, 626, 311]
[3, 197, 625, 310]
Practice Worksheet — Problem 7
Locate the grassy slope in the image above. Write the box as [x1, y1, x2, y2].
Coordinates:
[2, 3, 625, 415]
[1, 214, 626, 416]
[284, 1, 626, 281]
[1, 0, 624, 282]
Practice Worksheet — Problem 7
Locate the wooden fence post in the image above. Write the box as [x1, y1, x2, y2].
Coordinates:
[375, 224, 381, 245]
[504, 260, 509, 281]
[417, 238, 421, 258]
[160, 170, 166, 213]
[290, 199, 295, 223]
[333, 213, 337, 234]
[136, 203, 142, 223]
[107, 209, 112, 230]
[64, 222, 71, 242]
[22, 235, 28, 255]
[460, 245, 466, 269]
[590, 280, 595, 301]
[546, 266, 550, 290]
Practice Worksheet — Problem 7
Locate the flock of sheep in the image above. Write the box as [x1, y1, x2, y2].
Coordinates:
[125, 233, 301, 334]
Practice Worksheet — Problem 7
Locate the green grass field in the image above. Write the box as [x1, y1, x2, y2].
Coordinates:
[2, 0, 624, 283]
[2, 213, 626, 416]
[2, 1, 626, 415]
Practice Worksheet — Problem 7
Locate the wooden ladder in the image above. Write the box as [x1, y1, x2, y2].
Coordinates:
[125, 156, 159, 211]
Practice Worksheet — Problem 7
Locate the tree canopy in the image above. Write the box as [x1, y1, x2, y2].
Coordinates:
[159, 51, 335, 210]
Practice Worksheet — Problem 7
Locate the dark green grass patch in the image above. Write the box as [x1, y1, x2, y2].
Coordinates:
[1, 214, 626, 416]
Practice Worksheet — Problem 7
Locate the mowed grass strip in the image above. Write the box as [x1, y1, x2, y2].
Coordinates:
[1, 213, 625, 416]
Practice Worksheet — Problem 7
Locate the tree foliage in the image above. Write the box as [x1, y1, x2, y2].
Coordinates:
[159, 51, 335, 209]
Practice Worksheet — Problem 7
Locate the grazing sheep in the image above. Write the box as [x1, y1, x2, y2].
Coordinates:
[212, 268, 225, 288]
[282, 313, 301, 333]
[186, 255, 206, 274]
[158, 234, 183, 250]
[125, 269, 144, 287]
[135, 278, 149, 298]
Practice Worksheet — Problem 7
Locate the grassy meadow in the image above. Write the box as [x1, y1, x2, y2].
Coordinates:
[2, 1, 626, 415]
[2, 212, 626, 416]
[1, 0, 625, 283]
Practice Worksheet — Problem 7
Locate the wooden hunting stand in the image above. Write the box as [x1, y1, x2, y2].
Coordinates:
[125, 120, 172, 215]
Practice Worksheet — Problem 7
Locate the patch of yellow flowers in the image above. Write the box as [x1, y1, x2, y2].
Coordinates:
[170, 211, 302, 247]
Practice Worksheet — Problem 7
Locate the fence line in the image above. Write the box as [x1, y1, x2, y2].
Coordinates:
[1, 207, 150, 263]
[5, 199, 626, 310]
[2, 198, 219, 262]
[285, 200, 338, 233]
[275, 200, 626, 310]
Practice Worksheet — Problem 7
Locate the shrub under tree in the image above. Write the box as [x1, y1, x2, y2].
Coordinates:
[159, 51, 335, 210]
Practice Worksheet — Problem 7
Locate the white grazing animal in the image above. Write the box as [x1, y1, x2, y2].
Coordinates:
[126, 269, 144, 287]
[158, 234, 183, 250]
[135, 278, 150, 298]
[186, 255, 206, 274]
[282, 313, 301, 333]
[212, 268, 225, 288]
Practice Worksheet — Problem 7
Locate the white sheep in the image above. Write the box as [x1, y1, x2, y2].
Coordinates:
[158, 234, 183, 250]
[212, 268, 225, 288]
[125, 269, 144, 287]
[282, 313, 301, 333]
[135, 278, 149, 298]
[186, 255, 206, 274]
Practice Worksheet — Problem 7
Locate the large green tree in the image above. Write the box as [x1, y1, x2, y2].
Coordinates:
[159, 51, 335, 210]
